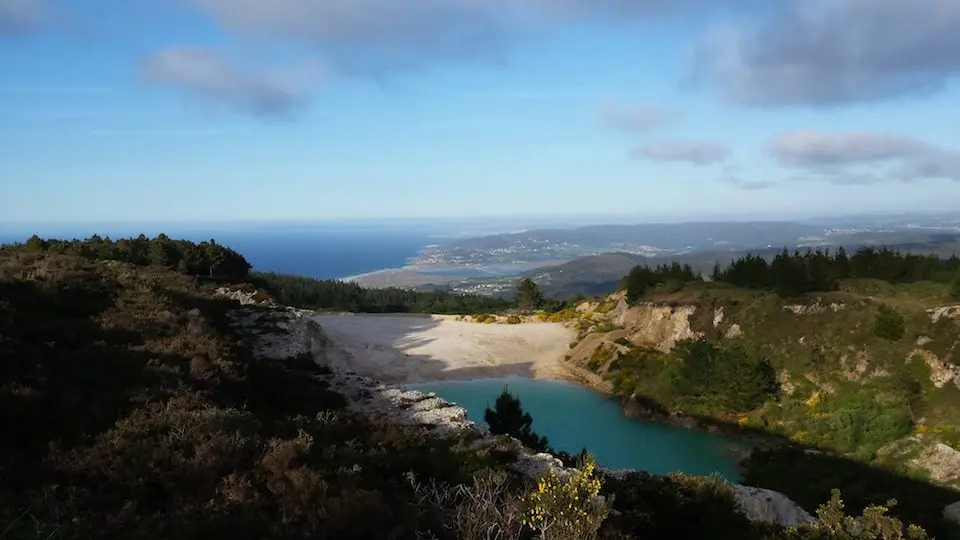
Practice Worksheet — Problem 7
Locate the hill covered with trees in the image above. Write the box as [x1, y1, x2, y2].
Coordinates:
[561, 248, 960, 536]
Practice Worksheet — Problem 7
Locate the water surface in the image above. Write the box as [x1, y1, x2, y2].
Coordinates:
[406, 377, 744, 481]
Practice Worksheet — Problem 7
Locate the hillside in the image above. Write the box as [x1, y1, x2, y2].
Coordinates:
[525, 234, 960, 300]
[0, 235, 944, 539]
[560, 278, 960, 535]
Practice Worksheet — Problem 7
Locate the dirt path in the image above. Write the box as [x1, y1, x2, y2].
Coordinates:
[311, 313, 577, 383]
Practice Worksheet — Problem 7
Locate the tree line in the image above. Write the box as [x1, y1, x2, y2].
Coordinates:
[620, 262, 698, 303]
[253, 272, 513, 314]
[11, 234, 252, 279]
[622, 246, 960, 300]
[714, 247, 959, 297]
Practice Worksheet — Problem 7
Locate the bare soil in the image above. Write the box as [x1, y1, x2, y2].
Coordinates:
[311, 313, 577, 383]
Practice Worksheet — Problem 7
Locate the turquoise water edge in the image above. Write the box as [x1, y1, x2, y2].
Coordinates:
[405, 377, 745, 482]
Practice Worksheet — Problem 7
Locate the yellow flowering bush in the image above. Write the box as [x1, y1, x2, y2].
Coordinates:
[520, 454, 610, 540]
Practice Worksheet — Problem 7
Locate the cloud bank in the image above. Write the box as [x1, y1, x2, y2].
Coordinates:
[694, 0, 960, 106]
[599, 101, 678, 133]
[769, 130, 960, 184]
[632, 141, 729, 166]
[0, 0, 51, 35]
[141, 46, 321, 116]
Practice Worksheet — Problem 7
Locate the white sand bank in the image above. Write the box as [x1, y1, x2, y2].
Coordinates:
[311, 313, 577, 383]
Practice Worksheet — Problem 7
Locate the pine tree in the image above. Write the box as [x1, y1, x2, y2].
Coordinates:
[484, 387, 549, 452]
[515, 278, 544, 311]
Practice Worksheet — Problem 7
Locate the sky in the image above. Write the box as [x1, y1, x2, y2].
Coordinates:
[2, 0, 960, 223]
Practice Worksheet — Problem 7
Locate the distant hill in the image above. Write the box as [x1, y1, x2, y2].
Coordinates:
[426, 221, 826, 259]
[527, 233, 960, 300]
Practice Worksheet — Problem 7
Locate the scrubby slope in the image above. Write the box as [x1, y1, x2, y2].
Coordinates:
[565, 280, 960, 535]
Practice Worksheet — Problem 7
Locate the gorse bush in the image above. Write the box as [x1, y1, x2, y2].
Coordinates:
[809, 489, 928, 540]
[520, 454, 610, 540]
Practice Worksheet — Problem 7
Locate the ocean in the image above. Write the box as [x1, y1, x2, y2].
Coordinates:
[0, 227, 432, 280]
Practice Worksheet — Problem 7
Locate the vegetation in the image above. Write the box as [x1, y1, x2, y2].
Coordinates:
[610, 340, 778, 416]
[254, 271, 513, 314]
[713, 247, 958, 298]
[0, 236, 940, 539]
[516, 277, 545, 311]
[621, 262, 698, 303]
[622, 247, 959, 303]
[15, 233, 252, 278]
[0, 243, 503, 538]
[874, 303, 906, 341]
[520, 454, 609, 540]
[484, 388, 550, 453]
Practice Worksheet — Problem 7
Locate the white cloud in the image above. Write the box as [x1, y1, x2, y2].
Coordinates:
[769, 130, 960, 183]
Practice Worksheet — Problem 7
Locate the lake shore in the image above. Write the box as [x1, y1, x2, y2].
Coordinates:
[308, 312, 785, 450]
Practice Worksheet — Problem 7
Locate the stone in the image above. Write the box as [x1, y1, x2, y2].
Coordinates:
[944, 501, 960, 529]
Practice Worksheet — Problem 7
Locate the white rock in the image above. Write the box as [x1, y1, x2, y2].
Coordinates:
[730, 484, 817, 527]
[944, 501, 960, 529]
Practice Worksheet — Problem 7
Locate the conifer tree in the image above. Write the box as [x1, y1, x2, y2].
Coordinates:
[484, 387, 549, 452]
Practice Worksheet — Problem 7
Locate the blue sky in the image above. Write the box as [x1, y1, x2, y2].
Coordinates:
[2, 0, 959, 223]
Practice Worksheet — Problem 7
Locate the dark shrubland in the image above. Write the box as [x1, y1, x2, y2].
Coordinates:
[252, 271, 513, 314]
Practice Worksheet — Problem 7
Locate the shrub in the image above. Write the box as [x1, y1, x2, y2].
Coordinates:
[520, 454, 610, 540]
[809, 489, 928, 540]
[873, 304, 905, 341]
[506, 315, 522, 324]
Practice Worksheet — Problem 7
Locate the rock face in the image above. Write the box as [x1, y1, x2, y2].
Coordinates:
[219, 297, 816, 529]
[611, 302, 701, 352]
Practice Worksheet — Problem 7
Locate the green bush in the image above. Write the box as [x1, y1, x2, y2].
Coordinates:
[873, 304, 905, 341]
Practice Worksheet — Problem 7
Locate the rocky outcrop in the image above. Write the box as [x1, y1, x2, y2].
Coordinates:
[783, 299, 846, 315]
[612, 303, 701, 352]
[944, 501, 960, 529]
[730, 485, 816, 527]
[929, 305, 960, 323]
[908, 349, 960, 390]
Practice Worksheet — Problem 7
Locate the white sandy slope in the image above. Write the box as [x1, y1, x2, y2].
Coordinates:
[311, 313, 577, 384]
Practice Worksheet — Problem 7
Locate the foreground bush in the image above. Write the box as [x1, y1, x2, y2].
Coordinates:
[521, 454, 610, 540]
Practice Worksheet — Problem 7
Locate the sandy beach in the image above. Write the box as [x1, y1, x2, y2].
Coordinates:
[312, 313, 577, 383]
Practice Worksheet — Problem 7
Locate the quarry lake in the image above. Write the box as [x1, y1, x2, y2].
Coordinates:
[405, 377, 745, 481]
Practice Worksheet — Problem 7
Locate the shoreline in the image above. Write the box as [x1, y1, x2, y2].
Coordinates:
[308, 310, 775, 452]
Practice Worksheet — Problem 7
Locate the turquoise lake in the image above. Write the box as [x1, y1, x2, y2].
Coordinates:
[405, 378, 745, 481]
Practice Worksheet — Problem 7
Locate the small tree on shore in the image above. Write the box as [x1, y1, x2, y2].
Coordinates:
[484, 387, 549, 452]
